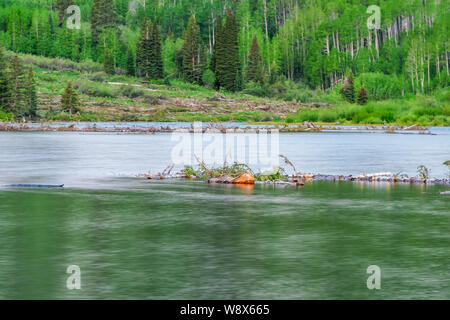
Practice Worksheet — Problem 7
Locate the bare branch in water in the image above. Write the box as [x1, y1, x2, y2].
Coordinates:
[279, 154, 297, 175]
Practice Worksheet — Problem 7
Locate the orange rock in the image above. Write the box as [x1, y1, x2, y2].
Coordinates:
[231, 172, 255, 185]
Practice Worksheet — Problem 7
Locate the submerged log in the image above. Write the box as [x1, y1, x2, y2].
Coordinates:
[208, 174, 234, 184]
[1, 184, 64, 188]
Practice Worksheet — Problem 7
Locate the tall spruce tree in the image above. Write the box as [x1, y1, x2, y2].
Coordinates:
[25, 67, 38, 117]
[61, 82, 80, 115]
[211, 16, 222, 74]
[357, 86, 369, 105]
[212, 14, 223, 89]
[0, 45, 10, 111]
[126, 46, 136, 77]
[8, 54, 27, 116]
[341, 71, 355, 103]
[136, 19, 152, 78]
[150, 21, 163, 79]
[181, 15, 204, 84]
[103, 48, 115, 74]
[91, 0, 118, 45]
[220, 9, 240, 92]
[246, 35, 264, 84]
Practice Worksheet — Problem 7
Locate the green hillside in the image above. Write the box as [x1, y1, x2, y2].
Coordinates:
[0, 0, 449, 124]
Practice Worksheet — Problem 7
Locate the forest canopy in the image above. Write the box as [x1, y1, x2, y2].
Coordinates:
[0, 0, 448, 97]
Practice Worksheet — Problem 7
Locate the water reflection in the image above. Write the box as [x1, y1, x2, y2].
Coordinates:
[0, 181, 448, 299]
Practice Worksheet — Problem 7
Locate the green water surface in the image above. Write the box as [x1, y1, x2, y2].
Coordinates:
[0, 181, 448, 299]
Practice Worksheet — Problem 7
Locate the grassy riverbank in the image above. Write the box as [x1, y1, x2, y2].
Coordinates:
[0, 52, 449, 126]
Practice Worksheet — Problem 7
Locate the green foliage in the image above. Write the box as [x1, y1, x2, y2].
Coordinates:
[0, 44, 10, 111]
[8, 54, 27, 116]
[355, 73, 403, 101]
[136, 18, 152, 78]
[255, 167, 287, 182]
[73, 80, 116, 98]
[444, 161, 450, 178]
[217, 9, 240, 92]
[357, 86, 369, 105]
[288, 97, 450, 125]
[151, 21, 163, 79]
[55, 0, 72, 26]
[0, 0, 449, 122]
[0, 110, 14, 121]
[181, 162, 253, 180]
[60, 81, 80, 115]
[91, 0, 118, 44]
[103, 48, 115, 75]
[89, 71, 107, 82]
[181, 15, 204, 84]
[0, 0, 448, 98]
[126, 46, 136, 77]
[246, 35, 264, 84]
[162, 36, 183, 78]
[417, 165, 430, 180]
[202, 69, 216, 89]
[341, 72, 355, 103]
[25, 67, 38, 117]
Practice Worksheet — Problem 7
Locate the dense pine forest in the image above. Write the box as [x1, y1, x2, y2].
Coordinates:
[0, 0, 449, 124]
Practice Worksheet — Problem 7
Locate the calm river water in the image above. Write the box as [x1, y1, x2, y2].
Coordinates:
[0, 126, 449, 299]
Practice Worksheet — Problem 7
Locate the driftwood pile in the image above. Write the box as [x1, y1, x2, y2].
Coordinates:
[291, 173, 450, 185]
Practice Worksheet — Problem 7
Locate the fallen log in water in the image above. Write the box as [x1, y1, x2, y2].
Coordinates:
[1, 184, 64, 188]
[137, 155, 450, 186]
[137, 168, 450, 186]
[292, 173, 450, 185]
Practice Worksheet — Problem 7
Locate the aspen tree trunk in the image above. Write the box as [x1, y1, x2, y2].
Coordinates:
[326, 35, 330, 56]
[208, 25, 212, 53]
[415, 57, 419, 93]
[336, 31, 340, 52]
[421, 55, 425, 93]
[374, 30, 379, 58]
[436, 44, 440, 79]
[356, 26, 359, 53]
[263, 0, 269, 40]
[427, 50, 430, 89]
[446, 50, 449, 75]
[263, 0, 270, 75]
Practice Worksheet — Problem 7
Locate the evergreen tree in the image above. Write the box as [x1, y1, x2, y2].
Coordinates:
[357, 86, 369, 105]
[126, 46, 136, 77]
[61, 82, 80, 115]
[220, 9, 240, 92]
[103, 48, 115, 74]
[212, 15, 223, 90]
[341, 72, 355, 103]
[211, 16, 222, 74]
[136, 19, 152, 78]
[234, 67, 243, 92]
[0, 45, 10, 111]
[55, 0, 72, 27]
[150, 21, 163, 79]
[8, 54, 27, 116]
[246, 35, 264, 84]
[91, 0, 118, 45]
[181, 15, 204, 84]
[25, 67, 38, 117]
